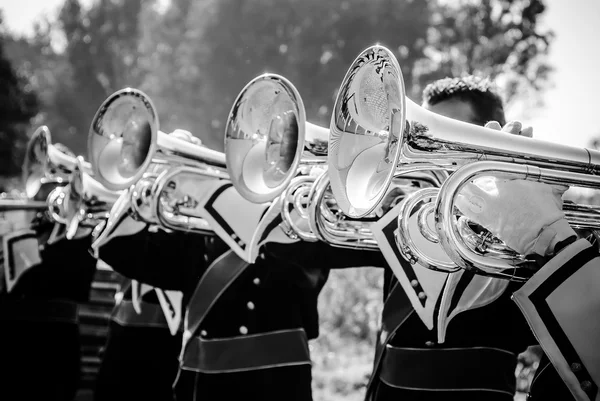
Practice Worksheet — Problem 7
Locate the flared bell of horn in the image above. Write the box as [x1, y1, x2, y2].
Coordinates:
[328, 45, 406, 218]
[23, 125, 52, 198]
[224, 74, 306, 203]
[330, 44, 600, 219]
[22, 125, 91, 197]
[88, 88, 159, 191]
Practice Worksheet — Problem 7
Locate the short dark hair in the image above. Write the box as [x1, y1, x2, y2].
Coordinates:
[422, 75, 506, 126]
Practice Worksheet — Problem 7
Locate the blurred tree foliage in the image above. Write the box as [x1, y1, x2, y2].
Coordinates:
[418, 0, 553, 105]
[0, 16, 39, 181]
[2, 0, 553, 163]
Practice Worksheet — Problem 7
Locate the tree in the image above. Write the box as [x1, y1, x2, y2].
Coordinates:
[52, 0, 144, 155]
[2, 0, 554, 158]
[4, 0, 146, 157]
[415, 0, 553, 106]
[169, 0, 431, 150]
[148, 0, 553, 150]
[0, 15, 39, 181]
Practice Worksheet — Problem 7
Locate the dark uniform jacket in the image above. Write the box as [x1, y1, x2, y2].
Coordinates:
[101, 226, 386, 401]
[175, 241, 385, 401]
[514, 238, 599, 401]
[371, 262, 537, 401]
[0, 231, 97, 401]
[94, 227, 227, 401]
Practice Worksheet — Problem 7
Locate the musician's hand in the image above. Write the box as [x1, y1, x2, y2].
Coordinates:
[485, 120, 533, 138]
[455, 178, 576, 256]
[170, 129, 202, 146]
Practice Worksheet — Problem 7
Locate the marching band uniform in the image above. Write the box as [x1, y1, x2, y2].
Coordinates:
[369, 211, 536, 401]
[367, 79, 539, 401]
[455, 175, 599, 401]
[176, 240, 386, 401]
[514, 237, 599, 401]
[0, 206, 97, 401]
[94, 283, 185, 401]
[93, 226, 227, 401]
[373, 276, 534, 401]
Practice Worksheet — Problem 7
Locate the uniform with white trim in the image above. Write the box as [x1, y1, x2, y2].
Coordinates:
[93, 226, 228, 401]
[514, 237, 599, 401]
[372, 270, 535, 400]
[452, 169, 598, 401]
[175, 240, 386, 401]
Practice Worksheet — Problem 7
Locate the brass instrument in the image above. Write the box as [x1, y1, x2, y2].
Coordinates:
[276, 164, 447, 249]
[324, 44, 600, 279]
[395, 186, 523, 276]
[88, 88, 228, 251]
[278, 173, 321, 242]
[432, 161, 600, 281]
[0, 192, 47, 212]
[22, 125, 93, 198]
[305, 169, 447, 250]
[88, 88, 226, 192]
[327, 44, 600, 219]
[47, 156, 121, 239]
[2, 127, 119, 241]
[224, 73, 329, 204]
[225, 73, 447, 248]
[0, 191, 48, 241]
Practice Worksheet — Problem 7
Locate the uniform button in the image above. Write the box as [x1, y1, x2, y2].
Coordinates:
[581, 381, 592, 392]
[247, 301, 255, 310]
[571, 362, 582, 372]
[239, 326, 248, 335]
[253, 278, 261, 286]
[200, 330, 207, 337]
[418, 292, 427, 300]
[425, 341, 436, 347]
[410, 280, 419, 288]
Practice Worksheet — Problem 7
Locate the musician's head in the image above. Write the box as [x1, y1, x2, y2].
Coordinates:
[422, 75, 506, 126]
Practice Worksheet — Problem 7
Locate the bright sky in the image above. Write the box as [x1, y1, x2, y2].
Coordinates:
[1, 0, 599, 148]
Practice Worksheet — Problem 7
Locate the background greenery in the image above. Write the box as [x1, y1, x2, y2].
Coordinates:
[1, 0, 553, 186]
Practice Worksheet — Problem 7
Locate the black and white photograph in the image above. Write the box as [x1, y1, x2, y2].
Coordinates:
[0, 0, 598, 400]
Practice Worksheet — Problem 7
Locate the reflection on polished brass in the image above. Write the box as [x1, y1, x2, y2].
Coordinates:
[89, 88, 229, 252]
[434, 160, 600, 281]
[88, 88, 159, 191]
[225, 73, 328, 204]
[328, 44, 600, 219]
[303, 170, 443, 250]
[3, 126, 117, 239]
[328, 45, 405, 218]
[47, 156, 121, 240]
[22, 125, 93, 198]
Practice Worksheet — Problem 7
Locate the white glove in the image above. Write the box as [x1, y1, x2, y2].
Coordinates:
[455, 177, 576, 256]
[485, 120, 533, 138]
[169, 129, 202, 146]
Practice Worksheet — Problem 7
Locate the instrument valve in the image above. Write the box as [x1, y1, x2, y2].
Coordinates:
[401, 245, 417, 265]
[475, 231, 493, 253]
